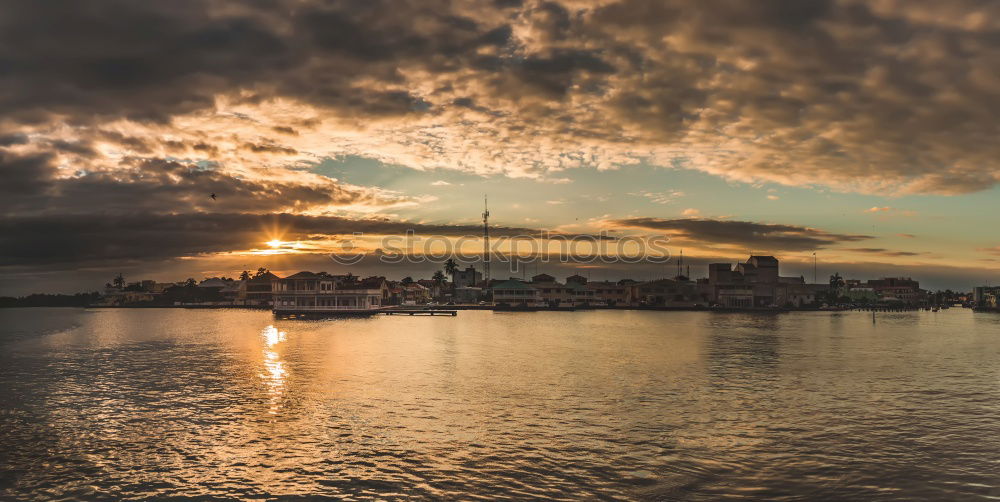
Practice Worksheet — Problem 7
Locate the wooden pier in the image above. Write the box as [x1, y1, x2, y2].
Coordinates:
[381, 309, 457, 316]
[851, 306, 921, 312]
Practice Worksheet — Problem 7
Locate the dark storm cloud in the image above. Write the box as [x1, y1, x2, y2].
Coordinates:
[612, 217, 872, 252]
[0, 212, 606, 268]
[0, 0, 524, 123]
[0, 157, 381, 216]
[845, 247, 926, 257]
[0, 151, 56, 195]
[2, 0, 1000, 286]
[0, 133, 29, 146]
[3, 0, 1000, 192]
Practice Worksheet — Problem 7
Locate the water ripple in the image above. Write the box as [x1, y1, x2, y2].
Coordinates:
[2, 308, 1000, 500]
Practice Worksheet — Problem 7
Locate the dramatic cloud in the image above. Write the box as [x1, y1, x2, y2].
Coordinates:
[845, 247, 926, 257]
[611, 217, 872, 252]
[0, 212, 616, 269]
[0, 154, 416, 217]
[2, 0, 999, 292]
[0, 0, 999, 194]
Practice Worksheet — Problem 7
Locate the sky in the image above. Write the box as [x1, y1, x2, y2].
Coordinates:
[1, 0, 1000, 295]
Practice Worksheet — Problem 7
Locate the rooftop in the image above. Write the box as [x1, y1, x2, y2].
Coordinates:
[492, 280, 536, 290]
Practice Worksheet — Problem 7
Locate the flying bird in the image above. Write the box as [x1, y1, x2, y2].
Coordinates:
[210, 193, 217, 201]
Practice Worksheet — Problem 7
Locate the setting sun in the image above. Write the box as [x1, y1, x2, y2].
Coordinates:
[266, 239, 283, 248]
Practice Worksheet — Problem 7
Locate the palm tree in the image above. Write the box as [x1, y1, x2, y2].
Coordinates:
[444, 258, 458, 288]
[432, 270, 445, 285]
[112, 273, 125, 289]
[827, 273, 845, 304]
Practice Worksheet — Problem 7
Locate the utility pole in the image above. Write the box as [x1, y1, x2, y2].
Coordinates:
[813, 252, 817, 284]
[482, 195, 490, 285]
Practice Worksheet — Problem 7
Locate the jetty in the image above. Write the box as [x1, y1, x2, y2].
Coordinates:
[382, 309, 457, 316]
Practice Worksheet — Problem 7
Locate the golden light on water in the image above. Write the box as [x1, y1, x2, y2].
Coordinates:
[260, 325, 287, 414]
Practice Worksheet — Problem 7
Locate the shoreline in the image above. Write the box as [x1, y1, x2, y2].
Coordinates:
[0, 304, 949, 313]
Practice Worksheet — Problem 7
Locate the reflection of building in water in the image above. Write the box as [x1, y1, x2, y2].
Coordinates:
[705, 316, 783, 387]
[260, 325, 287, 414]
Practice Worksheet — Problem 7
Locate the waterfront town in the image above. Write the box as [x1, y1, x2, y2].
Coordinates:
[77, 254, 999, 312]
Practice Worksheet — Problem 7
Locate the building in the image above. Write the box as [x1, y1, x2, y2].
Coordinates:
[707, 255, 825, 308]
[416, 279, 443, 299]
[401, 283, 431, 304]
[453, 266, 482, 288]
[586, 281, 629, 306]
[453, 287, 483, 303]
[525, 274, 601, 306]
[842, 283, 878, 303]
[974, 286, 1000, 307]
[491, 280, 541, 307]
[566, 281, 595, 305]
[631, 278, 703, 306]
[530, 274, 573, 306]
[241, 271, 278, 306]
[867, 277, 923, 304]
[531, 273, 555, 283]
[272, 272, 389, 312]
[717, 285, 754, 308]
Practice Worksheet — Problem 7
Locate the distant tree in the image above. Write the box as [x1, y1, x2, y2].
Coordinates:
[239, 270, 251, 281]
[432, 270, 446, 285]
[184, 278, 197, 288]
[401, 276, 414, 285]
[112, 273, 126, 289]
[253, 267, 269, 279]
[344, 272, 356, 282]
[0, 292, 102, 308]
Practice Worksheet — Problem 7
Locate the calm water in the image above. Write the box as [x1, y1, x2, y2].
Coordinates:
[2, 308, 1000, 500]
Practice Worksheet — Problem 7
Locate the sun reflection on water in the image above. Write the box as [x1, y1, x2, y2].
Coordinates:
[260, 325, 287, 414]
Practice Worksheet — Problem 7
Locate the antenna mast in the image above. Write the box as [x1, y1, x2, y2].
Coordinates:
[483, 195, 490, 284]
